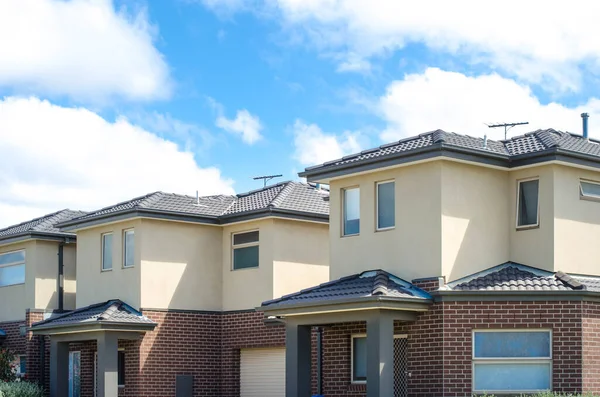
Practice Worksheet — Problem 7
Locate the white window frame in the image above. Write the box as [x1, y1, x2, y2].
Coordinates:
[375, 180, 395, 231]
[0, 249, 26, 287]
[122, 229, 135, 268]
[516, 177, 540, 229]
[350, 333, 407, 384]
[580, 179, 600, 202]
[101, 233, 113, 272]
[231, 230, 259, 271]
[342, 186, 360, 237]
[472, 329, 552, 394]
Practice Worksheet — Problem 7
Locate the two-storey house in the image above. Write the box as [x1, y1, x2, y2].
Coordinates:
[0, 209, 84, 380]
[262, 124, 600, 397]
[30, 182, 329, 397]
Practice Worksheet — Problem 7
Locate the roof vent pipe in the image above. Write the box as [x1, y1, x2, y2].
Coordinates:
[582, 112, 589, 139]
[483, 134, 488, 149]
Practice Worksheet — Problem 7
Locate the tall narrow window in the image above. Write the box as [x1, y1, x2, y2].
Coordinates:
[102, 233, 113, 271]
[343, 187, 360, 236]
[232, 231, 259, 270]
[376, 181, 395, 230]
[517, 179, 539, 228]
[69, 351, 81, 397]
[351, 336, 367, 382]
[118, 351, 126, 387]
[123, 230, 134, 268]
[0, 250, 25, 287]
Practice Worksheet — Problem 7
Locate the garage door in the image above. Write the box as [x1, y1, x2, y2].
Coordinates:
[240, 348, 285, 397]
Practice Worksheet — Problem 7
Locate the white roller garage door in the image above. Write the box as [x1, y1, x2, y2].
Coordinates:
[240, 348, 285, 397]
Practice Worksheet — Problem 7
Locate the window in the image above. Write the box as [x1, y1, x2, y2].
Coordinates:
[13, 355, 26, 377]
[376, 181, 395, 230]
[580, 180, 600, 201]
[517, 179, 539, 228]
[118, 351, 125, 387]
[0, 250, 25, 287]
[69, 351, 81, 397]
[473, 330, 551, 393]
[123, 230, 134, 268]
[351, 336, 367, 383]
[101, 233, 113, 271]
[232, 231, 259, 270]
[343, 187, 360, 236]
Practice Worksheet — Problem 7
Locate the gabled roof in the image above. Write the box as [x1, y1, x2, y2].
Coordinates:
[31, 299, 156, 334]
[0, 209, 87, 244]
[58, 181, 329, 230]
[262, 269, 432, 309]
[300, 129, 600, 181]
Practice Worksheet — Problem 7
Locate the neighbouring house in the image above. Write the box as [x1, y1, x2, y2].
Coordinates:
[0, 209, 86, 381]
[28, 182, 329, 397]
[260, 123, 600, 396]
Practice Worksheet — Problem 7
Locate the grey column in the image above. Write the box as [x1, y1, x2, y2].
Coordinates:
[285, 321, 312, 397]
[366, 312, 394, 397]
[49, 340, 69, 397]
[96, 332, 119, 397]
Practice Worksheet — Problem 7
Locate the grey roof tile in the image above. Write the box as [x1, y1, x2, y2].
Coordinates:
[32, 300, 155, 329]
[0, 209, 87, 240]
[262, 269, 432, 307]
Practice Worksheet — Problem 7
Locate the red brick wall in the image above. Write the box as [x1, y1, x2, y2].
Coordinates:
[0, 319, 26, 354]
[582, 301, 600, 393]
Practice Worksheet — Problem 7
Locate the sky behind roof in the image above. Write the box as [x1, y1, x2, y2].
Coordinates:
[2, 0, 600, 227]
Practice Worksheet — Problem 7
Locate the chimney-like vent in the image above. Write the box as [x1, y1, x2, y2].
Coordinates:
[483, 134, 488, 149]
[581, 112, 589, 139]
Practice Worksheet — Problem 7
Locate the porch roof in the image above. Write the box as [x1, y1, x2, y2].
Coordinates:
[31, 299, 156, 335]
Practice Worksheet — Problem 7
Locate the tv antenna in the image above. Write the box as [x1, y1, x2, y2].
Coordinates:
[253, 174, 283, 187]
[486, 122, 529, 140]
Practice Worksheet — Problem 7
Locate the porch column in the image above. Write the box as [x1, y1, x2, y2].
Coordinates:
[49, 340, 69, 397]
[285, 321, 312, 397]
[96, 332, 119, 397]
[366, 311, 394, 397]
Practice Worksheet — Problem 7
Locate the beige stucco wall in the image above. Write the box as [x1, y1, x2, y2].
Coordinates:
[0, 241, 33, 321]
[508, 165, 555, 271]
[328, 161, 443, 281]
[76, 220, 142, 309]
[441, 161, 510, 282]
[272, 219, 329, 300]
[140, 219, 222, 311]
[32, 240, 77, 311]
[554, 166, 600, 275]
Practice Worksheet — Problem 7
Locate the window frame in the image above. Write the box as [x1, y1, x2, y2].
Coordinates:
[516, 177, 540, 230]
[0, 249, 26, 287]
[471, 329, 552, 394]
[350, 333, 408, 384]
[122, 229, 135, 269]
[342, 186, 360, 237]
[231, 230, 260, 271]
[375, 180, 395, 231]
[580, 179, 600, 202]
[101, 233, 113, 272]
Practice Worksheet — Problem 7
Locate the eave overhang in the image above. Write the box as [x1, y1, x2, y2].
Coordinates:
[30, 321, 157, 336]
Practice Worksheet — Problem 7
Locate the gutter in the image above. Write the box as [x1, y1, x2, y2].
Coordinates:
[0, 231, 76, 246]
[432, 289, 600, 302]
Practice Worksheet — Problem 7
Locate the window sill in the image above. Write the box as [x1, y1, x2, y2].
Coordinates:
[375, 227, 395, 233]
[101, 268, 113, 272]
[122, 265, 134, 269]
[231, 267, 259, 272]
[0, 283, 25, 288]
[516, 224, 539, 231]
[341, 233, 360, 238]
[580, 195, 600, 203]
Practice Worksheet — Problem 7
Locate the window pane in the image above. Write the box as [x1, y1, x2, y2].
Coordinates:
[344, 188, 360, 235]
[124, 230, 134, 267]
[474, 331, 550, 358]
[0, 264, 25, 287]
[353, 337, 367, 381]
[377, 182, 395, 229]
[118, 351, 125, 386]
[518, 180, 539, 226]
[19, 356, 26, 374]
[233, 231, 259, 245]
[69, 351, 81, 397]
[0, 251, 25, 266]
[581, 181, 600, 198]
[474, 362, 551, 391]
[102, 234, 113, 270]
[233, 246, 259, 270]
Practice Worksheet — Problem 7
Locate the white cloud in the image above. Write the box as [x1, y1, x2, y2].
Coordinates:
[292, 120, 364, 166]
[377, 68, 600, 142]
[0, 97, 234, 228]
[216, 109, 264, 144]
[202, 0, 600, 90]
[0, 0, 171, 102]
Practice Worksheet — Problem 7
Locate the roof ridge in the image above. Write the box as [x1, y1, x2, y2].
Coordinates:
[33, 300, 115, 326]
[236, 180, 292, 198]
[98, 300, 121, 320]
[269, 181, 296, 208]
[0, 208, 70, 234]
[371, 271, 390, 295]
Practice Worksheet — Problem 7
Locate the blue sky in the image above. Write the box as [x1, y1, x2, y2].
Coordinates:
[2, 0, 600, 227]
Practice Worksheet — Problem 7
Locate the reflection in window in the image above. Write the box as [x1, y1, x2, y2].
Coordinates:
[343, 188, 360, 236]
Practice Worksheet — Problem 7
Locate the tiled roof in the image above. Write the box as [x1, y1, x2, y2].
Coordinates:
[262, 269, 432, 307]
[445, 262, 600, 292]
[304, 129, 600, 174]
[0, 209, 87, 240]
[32, 300, 155, 330]
[61, 181, 328, 227]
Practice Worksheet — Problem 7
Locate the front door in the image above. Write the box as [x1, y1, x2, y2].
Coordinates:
[394, 336, 408, 397]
